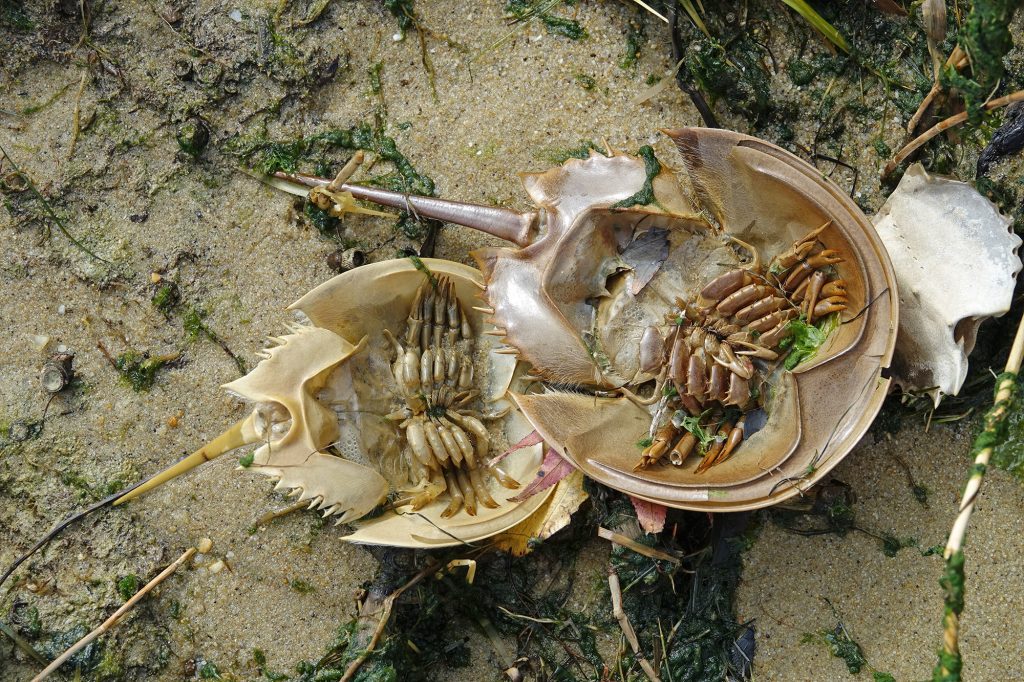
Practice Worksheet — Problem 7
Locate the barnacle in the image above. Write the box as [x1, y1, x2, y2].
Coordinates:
[287, 128, 898, 511]
[119, 259, 554, 547]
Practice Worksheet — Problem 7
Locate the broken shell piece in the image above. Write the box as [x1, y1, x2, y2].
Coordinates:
[873, 163, 1021, 403]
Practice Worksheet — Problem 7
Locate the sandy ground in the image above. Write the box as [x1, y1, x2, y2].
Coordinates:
[1, 1, 1023, 680]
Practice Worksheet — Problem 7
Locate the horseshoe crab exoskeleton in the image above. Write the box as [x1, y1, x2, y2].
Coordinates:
[276, 128, 898, 513]
[116, 258, 555, 548]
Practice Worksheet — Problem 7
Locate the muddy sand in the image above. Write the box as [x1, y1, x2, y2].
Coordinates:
[2, 2, 1023, 680]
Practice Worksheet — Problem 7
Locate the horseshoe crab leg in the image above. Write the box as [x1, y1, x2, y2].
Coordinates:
[272, 171, 539, 247]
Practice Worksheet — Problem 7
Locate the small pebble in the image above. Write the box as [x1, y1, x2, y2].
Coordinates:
[57, 304, 66, 315]
[197, 537, 213, 554]
[228, 9, 242, 22]
[29, 334, 50, 352]
[150, 272, 162, 284]
[209, 559, 225, 574]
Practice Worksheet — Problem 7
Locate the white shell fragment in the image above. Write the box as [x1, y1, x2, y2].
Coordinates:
[873, 163, 1022, 402]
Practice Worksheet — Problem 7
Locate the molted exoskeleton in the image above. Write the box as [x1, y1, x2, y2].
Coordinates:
[119, 259, 554, 547]
[283, 128, 899, 512]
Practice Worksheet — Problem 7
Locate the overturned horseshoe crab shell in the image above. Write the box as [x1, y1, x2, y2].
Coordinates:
[281, 128, 898, 512]
[118, 259, 552, 547]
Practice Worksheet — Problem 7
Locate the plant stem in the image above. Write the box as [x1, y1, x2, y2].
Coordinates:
[31, 547, 196, 681]
[935, 310, 1024, 680]
[885, 90, 1024, 176]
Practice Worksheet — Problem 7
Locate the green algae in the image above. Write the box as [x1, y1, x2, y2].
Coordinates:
[612, 145, 660, 209]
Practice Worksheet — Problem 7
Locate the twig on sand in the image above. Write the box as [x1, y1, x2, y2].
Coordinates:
[31, 547, 197, 682]
[339, 560, 439, 682]
[884, 90, 1024, 177]
[598, 527, 680, 564]
[906, 45, 966, 135]
[935, 310, 1024, 680]
[609, 567, 661, 682]
[0, 619, 47, 665]
[255, 498, 315, 526]
[67, 71, 89, 160]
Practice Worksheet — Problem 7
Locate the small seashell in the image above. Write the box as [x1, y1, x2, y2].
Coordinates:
[40, 353, 74, 394]
[208, 559, 225, 574]
[326, 247, 367, 273]
[197, 537, 213, 554]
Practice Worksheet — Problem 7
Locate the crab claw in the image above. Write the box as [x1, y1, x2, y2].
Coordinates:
[114, 414, 261, 505]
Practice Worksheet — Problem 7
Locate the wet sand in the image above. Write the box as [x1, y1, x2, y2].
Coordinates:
[2, 1, 1022, 680]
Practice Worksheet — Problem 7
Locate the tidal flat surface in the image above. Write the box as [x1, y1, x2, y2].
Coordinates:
[2, 1, 1023, 680]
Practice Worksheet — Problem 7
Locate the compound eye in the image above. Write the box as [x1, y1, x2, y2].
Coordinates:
[253, 401, 293, 442]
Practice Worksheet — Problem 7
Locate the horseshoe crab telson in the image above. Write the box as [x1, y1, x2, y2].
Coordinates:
[278, 128, 899, 512]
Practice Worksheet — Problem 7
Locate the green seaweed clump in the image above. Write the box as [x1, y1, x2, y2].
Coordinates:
[879, 532, 917, 558]
[384, 0, 415, 33]
[304, 202, 342, 240]
[114, 351, 176, 392]
[290, 578, 315, 594]
[229, 121, 439, 244]
[183, 306, 210, 342]
[539, 139, 604, 164]
[660, 527, 749, 681]
[780, 313, 839, 370]
[198, 660, 223, 679]
[802, 625, 866, 674]
[504, 0, 587, 40]
[116, 574, 141, 602]
[686, 37, 771, 121]
[151, 281, 181, 317]
[620, 19, 645, 70]
[942, 0, 1020, 124]
[94, 649, 124, 680]
[612, 145, 661, 209]
[230, 122, 435, 197]
[984, 371, 1024, 478]
[824, 626, 866, 674]
[0, 0, 33, 31]
[574, 72, 596, 90]
[11, 602, 42, 638]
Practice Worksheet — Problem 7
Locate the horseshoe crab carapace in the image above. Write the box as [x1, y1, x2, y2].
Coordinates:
[275, 128, 898, 512]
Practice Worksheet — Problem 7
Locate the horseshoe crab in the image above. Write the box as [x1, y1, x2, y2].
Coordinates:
[117, 259, 553, 547]
[279, 128, 898, 512]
